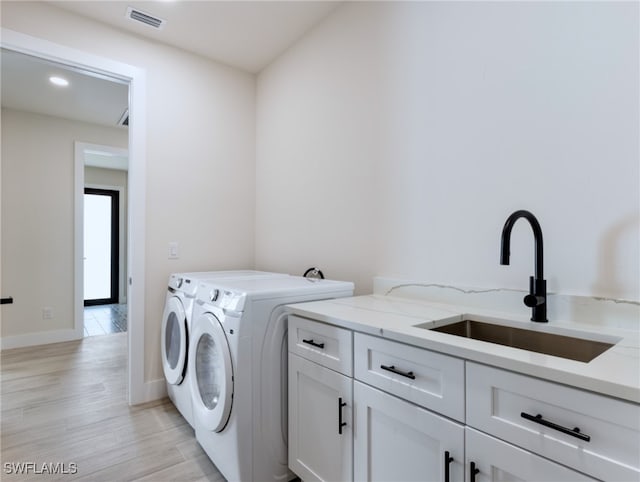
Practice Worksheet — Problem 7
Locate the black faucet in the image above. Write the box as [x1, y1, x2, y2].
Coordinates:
[500, 210, 548, 322]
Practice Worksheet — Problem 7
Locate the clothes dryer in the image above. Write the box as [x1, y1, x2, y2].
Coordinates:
[161, 270, 289, 428]
[188, 276, 354, 482]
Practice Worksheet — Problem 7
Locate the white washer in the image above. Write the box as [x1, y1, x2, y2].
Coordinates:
[188, 276, 354, 482]
[161, 270, 289, 428]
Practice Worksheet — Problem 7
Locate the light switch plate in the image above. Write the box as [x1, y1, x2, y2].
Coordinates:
[168, 242, 179, 259]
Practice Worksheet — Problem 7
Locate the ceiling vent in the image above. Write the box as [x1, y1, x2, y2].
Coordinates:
[126, 7, 166, 29]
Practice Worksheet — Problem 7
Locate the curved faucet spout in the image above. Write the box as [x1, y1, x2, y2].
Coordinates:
[500, 210, 544, 280]
[500, 210, 547, 322]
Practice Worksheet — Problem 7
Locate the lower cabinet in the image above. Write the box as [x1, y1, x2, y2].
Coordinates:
[465, 428, 597, 482]
[287, 317, 635, 482]
[354, 381, 464, 482]
[288, 352, 353, 482]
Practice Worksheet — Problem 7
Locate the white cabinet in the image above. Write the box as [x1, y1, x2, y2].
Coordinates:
[466, 362, 640, 481]
[465, 427, 597, 482]
[289, 315, 353, 376]
[352, 333, 466, 482]
[354, 381, 464, 482]
[354, 333, 465, 421]
[288, 316, 353, 482]
[288, 314, 639, 482]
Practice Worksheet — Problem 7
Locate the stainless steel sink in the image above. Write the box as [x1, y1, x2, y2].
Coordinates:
[423, 318, 616, 362]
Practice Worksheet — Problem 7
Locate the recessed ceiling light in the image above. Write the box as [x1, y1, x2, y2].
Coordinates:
[49, 76, 69, 87]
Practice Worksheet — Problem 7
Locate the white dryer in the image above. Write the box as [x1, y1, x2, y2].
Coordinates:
[188, 276, 354, 482]
[161, 270, 289, 428]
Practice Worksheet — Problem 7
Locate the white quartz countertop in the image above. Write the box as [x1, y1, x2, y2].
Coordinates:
[286, 295, 640, 404]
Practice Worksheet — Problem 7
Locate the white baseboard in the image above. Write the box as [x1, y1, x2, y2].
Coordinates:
[1, 328, 82, 350]
[131, 378, 168, 405]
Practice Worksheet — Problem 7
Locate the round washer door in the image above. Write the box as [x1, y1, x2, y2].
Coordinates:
[189, 312, 233, 432]
[161, 296, 187, 385]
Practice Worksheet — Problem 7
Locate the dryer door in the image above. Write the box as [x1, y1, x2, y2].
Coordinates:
[161, 296, 187, 385]
[189, 312, 233, 433]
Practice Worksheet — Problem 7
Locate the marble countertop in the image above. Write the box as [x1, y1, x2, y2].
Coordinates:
[286, 294, 640, 403]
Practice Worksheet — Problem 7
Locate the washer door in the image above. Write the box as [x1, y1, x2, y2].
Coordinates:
[161, 296, 187, 385]
[189, 312, 233, 432]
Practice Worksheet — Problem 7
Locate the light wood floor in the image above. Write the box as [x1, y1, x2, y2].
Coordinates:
[1, 333, 225, 481]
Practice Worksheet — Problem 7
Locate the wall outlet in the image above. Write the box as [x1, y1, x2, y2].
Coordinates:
[42, 307, 53, 320]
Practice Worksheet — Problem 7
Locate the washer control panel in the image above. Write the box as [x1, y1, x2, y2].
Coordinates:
[200, 286, 246, 313]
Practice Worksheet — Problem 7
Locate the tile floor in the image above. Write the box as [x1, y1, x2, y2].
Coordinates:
[84, 303, 128, 337]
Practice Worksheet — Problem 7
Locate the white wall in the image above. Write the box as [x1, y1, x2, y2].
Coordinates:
[1, 2, 257, 381]
[257, 1, 639, 301]
[1, 108, 127, 337]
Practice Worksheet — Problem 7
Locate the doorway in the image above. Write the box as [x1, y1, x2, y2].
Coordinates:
[84, 187, 119, 306]
[2, 28, 148, 404]
[82, 147, 129, 338]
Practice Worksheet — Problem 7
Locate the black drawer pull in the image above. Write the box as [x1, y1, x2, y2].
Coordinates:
[338, 397, 347, 435]
[444, 451, 454, 482]
[380, 364, 415, 380]
[521, 412, 591, 442]
[302, 338, 325, 349]
[470, 462, 480, 482]
[1, 297, 13, 305]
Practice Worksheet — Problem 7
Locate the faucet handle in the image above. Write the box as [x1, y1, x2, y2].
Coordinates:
[524, 275, 546, 308]
[524, 294, 545, 307]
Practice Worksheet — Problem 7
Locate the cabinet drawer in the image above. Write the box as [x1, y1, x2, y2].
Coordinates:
[354, 333, 465, 421]
[466, 362, 640, 481]
[288, 315, 353, 376]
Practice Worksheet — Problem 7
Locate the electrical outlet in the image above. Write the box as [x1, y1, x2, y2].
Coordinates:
[42, 307, 53, 320]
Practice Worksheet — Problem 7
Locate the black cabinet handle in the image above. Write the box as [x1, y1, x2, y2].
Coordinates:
[338, 397, 347, 434]
[302, 338, 325, 349]
[380, 364, 416, 380]
[1, 297, 13, 305]
[444, 451, 454, 482]
[470, 462, 480, 482]
[521, 412, 591, 442]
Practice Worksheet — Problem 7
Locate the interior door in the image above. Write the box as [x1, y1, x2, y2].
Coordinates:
[84, 188, 119, 305]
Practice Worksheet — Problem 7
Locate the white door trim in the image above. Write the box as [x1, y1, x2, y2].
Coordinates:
[79, 142, 129, 305]
[1, 28, 147, 405]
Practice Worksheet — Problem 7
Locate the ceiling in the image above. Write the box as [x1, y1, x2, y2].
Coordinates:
[50, 1, 341, 73]
[1, 2, 340, 149]
[1, 48, 130, 128]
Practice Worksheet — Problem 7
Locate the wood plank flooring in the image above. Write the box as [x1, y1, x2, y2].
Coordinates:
[1, 333, 225, 481]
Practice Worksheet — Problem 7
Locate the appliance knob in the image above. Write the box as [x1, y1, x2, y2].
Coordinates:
[176, 278, 183, 288]
[210, 289, 219, 302]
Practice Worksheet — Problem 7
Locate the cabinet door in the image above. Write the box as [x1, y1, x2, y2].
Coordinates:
[465, 428, 597, 482]
[289, 353, 353, 482]
[466, 363, 639, 481]
[354, 381, 464, 482]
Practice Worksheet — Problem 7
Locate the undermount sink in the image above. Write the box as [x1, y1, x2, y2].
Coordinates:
[418, 318, 618, 363]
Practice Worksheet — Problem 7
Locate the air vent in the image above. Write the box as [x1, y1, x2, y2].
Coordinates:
[126, 7, 166, 29]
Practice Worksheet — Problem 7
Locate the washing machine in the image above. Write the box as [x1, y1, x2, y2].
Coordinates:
[188, 276, 354, 482]
[161, 270, 290, 428]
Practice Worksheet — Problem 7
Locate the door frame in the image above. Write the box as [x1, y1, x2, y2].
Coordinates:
[1, 28, 148, 404]
[83, 187, 120, 306]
